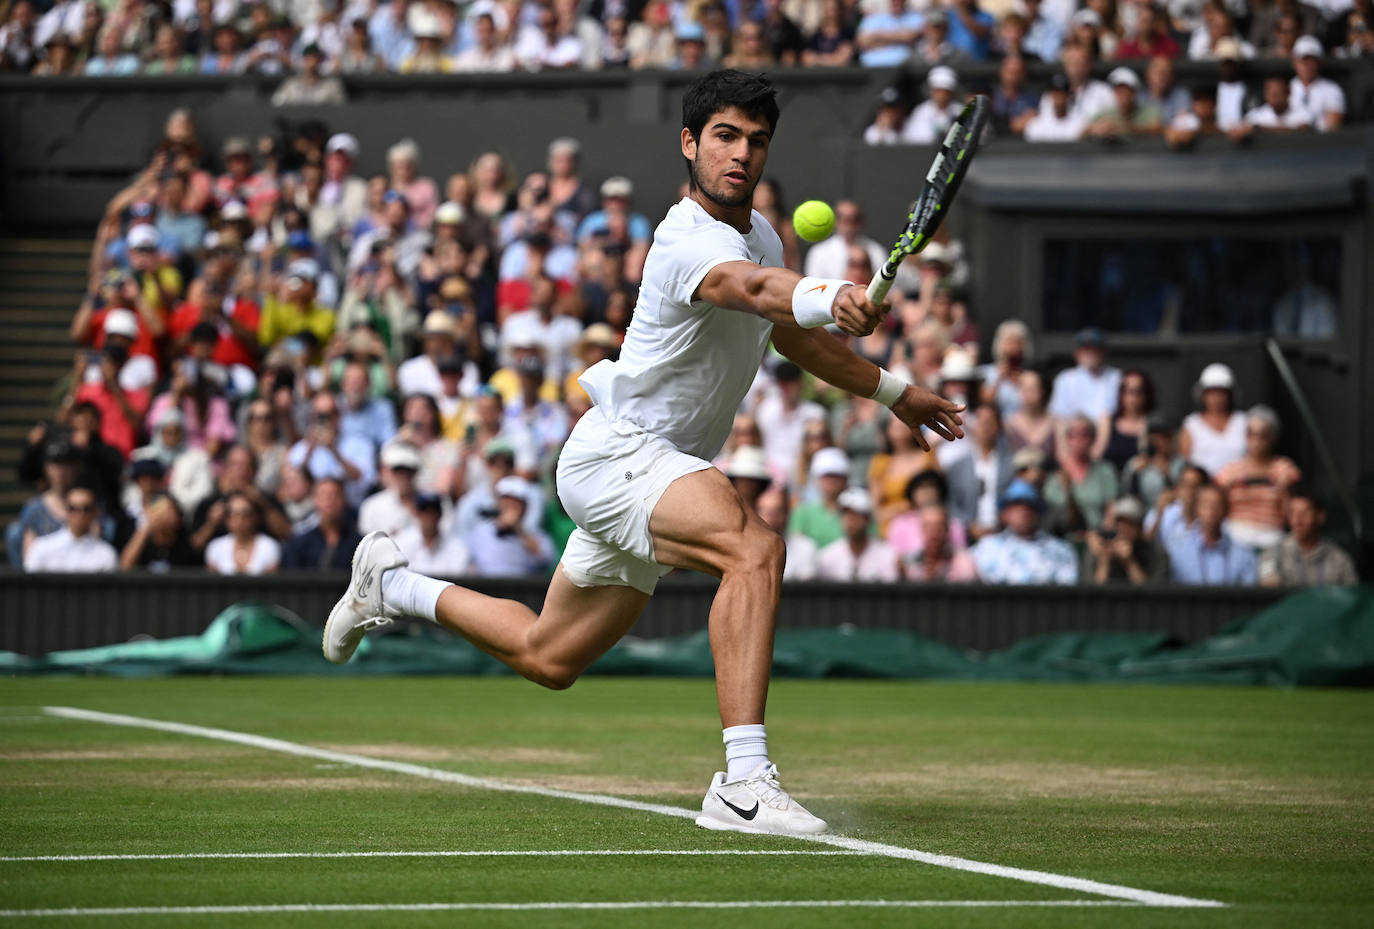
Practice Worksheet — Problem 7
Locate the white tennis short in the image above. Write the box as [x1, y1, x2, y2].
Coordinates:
[555, 406, 712, 595]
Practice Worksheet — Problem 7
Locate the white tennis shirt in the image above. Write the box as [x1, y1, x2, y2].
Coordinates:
[579, 197, 783, 460]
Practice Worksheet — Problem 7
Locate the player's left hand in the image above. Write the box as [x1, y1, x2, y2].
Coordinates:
[891, 385, 965, 452]
[831, 285, 887, 337]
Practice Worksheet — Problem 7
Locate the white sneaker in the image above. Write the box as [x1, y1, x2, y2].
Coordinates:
[695, 763, 828, 836]
[323, 531, 409, 664]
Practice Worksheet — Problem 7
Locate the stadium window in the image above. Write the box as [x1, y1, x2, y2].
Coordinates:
[1042, 237, 1342, 338]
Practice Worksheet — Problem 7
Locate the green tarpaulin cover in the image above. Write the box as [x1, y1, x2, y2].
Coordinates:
[5, 587, 1372, 687]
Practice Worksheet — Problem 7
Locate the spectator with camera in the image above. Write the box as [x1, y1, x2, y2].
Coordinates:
[258, 258, 335, 355]
[1084, 496, 1170, 584]
[287, 390, 375, 507]
[465, 476, 554, 576]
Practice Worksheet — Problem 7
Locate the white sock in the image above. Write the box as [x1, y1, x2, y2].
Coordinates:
[723, 724, 769, 781]
[380, 567, 449, 623]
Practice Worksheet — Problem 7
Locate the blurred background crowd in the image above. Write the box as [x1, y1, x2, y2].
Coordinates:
[2, 65, 1361, 584]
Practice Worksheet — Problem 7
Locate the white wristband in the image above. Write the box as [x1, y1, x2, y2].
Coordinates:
[791, 277, 849, 329]
[871, 368, 906, 408]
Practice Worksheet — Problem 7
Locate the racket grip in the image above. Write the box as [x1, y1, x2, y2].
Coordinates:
[866, 269, 895, 305]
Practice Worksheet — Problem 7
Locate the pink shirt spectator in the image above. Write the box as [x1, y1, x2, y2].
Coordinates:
[148, 393, 237, 452]
[904, 549, 979, 582]
[885, 511, 968, 558]
[402, 177, 440, 230]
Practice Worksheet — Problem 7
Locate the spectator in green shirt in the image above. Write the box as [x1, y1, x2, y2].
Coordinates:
[1084, 67, 1163, 139]
[786, 446, 851, 549]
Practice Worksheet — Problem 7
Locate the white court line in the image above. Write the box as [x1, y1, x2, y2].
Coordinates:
[3, 849, 863, 863]
[42, 706, 1225, 909]
[0, 900, 1140, 917]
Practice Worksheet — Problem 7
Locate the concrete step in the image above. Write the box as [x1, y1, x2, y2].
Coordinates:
[0, 364, 70, 382]
[0, 254, 89, 272]
[0, 239, 92, 255]
[0, 294, 83, 310]
[0, 343, 77, 362]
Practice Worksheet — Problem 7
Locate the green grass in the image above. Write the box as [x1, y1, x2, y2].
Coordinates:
[1, 677, 1372, 927]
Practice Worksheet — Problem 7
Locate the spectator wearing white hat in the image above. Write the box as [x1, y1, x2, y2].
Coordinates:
[1289, 35, 1346, 130]
[1084, 67, 1164, 137]
[1178, 363, 1246, 476]
[397, 310, 462, 400]
[1067, 7, 1116, 59]
[258, 257, 335, 353]
[902, 66, 966, 144]
[787, 446, 851, 550]
[465, 476, 554, 576]
[400, 10, 456, 73]
[1212, 37, 1251, 131]
[68, 310, 154, 461]
[317, 132, 368, 243]
[755, 486, 818, 581]
[855, 0, 923, 69]
[359, 441, 424, 537]
[723, 445, 774, 511]
[576, 176, 652, 246]
[1230, 76, 1315, 140]
[815, 488, 901, 582]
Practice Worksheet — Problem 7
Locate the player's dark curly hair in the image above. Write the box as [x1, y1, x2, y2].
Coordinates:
[681, 70, 779, 142]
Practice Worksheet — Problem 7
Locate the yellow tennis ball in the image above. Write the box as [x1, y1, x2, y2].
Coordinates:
[793, 200, 835, 242]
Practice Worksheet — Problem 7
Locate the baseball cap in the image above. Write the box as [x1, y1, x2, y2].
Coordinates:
[190, 322, 219, 344]
[725, 446, 771, 482]
[1196, 362, 1235, 391]
[383, 189, 410, 208]
[126, 224, 159, 250]
[381, 441, 422, 471]
[1146, 413, 1173, 435]
[415, 492, 442, 512]
[515, 354, 545, 377]
[927, 65, 958, 91]
[1113, 496, 1145, 523]
[129, 200, 154, 219]
[1075, 326, 1107, 349]
[422, 310, 457, 336]
[437, 354, 465, 375]
[286, 230, 314, 251]
[600, 176, 634, 199]
[222, 136, 251, 157]
[494, 475, 530, 501]
[1108, 67, 1141, 89]
[999, 478, 1043, 510]
[484, 437, 516, 461]
[44, 435, 79, 463]
[221, 200, 249, 221]
[131, 456, 166, 480]
[837, 486, 872, 515]
[286, 258, 320, 282]
[878, 86, 903, 107]
[1292, 35, 1323, 59]
[811, 447, 851, 478]
[435, 201, 465, 225]
[1012, 446, 1046, 472]
[1049, 71, 1071, 92]
[103, 308, 140, 339]
[325, 133, 359, 158]
[1071, 8, 1101, 28]
[301, 42, 324, 57]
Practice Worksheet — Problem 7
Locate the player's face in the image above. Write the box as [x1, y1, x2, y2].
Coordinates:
[683, 107, 772, 209]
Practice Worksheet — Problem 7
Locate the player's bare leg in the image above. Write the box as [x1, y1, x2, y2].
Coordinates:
[647, 468, 826, 836]
[647, 468, 782, 729]
[429, 570, 649, 690]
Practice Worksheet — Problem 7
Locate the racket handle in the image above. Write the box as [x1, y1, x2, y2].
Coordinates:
[866, 268, 896, 305]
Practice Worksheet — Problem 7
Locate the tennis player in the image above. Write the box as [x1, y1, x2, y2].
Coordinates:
[325, 70, 965, 836]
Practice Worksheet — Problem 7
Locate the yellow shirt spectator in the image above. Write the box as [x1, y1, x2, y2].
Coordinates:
[258, 260, 335, 349]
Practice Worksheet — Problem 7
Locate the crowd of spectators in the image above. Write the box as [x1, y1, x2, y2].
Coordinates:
[2, 102, 1360, 588]
[864, 0, 1370, 146]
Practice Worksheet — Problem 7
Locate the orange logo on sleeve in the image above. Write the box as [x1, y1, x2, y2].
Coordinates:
[804, 284, 829, 295]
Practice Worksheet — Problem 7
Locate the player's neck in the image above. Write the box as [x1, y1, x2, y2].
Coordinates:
[689, 188, 753, 234]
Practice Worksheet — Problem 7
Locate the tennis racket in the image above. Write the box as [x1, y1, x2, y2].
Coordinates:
[866, 95, 990, 306]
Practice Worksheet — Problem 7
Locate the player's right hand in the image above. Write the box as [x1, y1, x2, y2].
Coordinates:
[831, 285, 887, 337]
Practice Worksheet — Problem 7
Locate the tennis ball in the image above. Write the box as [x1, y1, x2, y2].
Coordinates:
[793, 200, 835, 242]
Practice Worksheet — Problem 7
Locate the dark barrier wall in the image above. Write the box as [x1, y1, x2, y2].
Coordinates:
[0, 570, 1284, 658]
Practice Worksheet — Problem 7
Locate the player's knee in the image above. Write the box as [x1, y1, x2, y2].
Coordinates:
[733, 525, 785, 578]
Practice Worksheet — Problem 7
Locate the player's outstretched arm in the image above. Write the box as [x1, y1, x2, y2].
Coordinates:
[772, 325, 964, 451]
[695, 261, 884, 337]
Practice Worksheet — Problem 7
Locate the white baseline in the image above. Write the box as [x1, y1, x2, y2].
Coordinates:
[40, 706, 1225, 909]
